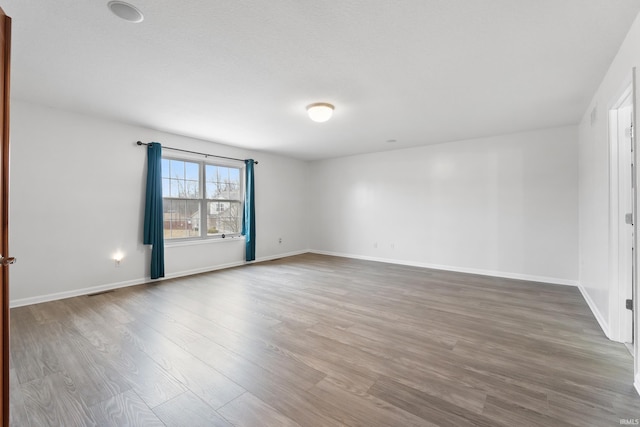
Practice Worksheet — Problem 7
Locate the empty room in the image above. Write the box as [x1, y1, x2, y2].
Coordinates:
[0, 0, 639, 425]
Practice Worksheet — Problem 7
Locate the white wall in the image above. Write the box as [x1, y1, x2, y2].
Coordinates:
[309, 126, 579, 285]
[577, 12, 640, 389]
[8, 100, 309, 305]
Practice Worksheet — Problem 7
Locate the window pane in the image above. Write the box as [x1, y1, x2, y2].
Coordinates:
[170, 160, 185, 179]
[221, 167, 232, 200]
[162, 178, 170, 197]
[186, 180, 199, 198]
[167, 179, 199, 199]
[164, 160, 200, 199]
[185, 162, 199, 180]
[207, 165, 219, 180]
[229, 167, 240, 183]
[217, 167, 230, 183]
[204, 165, 241, 200]
[163, 199, 176, 239]
[205, 165, 217, 198]
[163, 199, 201, 239]
[207, 201, 241, 235]
[169, 178, 181, 198]
[229, 168, 240, 197]
[229, 167, 241, 199]
[161, 159, 170, 178]
[185, 200, 200, 237]
[219, 181, 231, 200]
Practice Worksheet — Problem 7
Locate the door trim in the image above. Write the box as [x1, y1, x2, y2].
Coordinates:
[0, 9, 9, 425]
[609, 81, 634, 343]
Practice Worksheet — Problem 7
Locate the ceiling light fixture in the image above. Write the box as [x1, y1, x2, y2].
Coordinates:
[108, 1, 144, 23]
[306, 103, 334, 123]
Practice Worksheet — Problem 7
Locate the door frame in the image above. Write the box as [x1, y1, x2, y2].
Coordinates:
[632, 68, 640, 395]
[608, 80, 635, 344]
[0, 7, 9, 425]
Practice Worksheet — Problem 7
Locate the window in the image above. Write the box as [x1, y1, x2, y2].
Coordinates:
[161, 157, 243, 240]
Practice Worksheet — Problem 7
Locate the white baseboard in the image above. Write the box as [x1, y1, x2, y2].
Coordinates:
[253, 249, 308, 263]
[10, 278, 151, 308]
[9, 249, 308, 308]
[309, 250, 579, 287]
[577, 283, 611, 339]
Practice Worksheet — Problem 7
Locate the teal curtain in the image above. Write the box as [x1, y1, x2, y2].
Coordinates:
[242, 159, 256, 261]
[143, 142, 165, 279]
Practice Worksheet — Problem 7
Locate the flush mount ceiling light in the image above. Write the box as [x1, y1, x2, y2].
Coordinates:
[108, 1, 144, 23]
[306, 103, 334, 123]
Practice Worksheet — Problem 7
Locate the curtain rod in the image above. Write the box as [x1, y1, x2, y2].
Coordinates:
[136, 141, 258, 165]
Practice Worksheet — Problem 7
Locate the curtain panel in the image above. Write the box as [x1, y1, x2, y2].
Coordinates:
[143, 142, 165, 279]
[242, 159, 256, 261]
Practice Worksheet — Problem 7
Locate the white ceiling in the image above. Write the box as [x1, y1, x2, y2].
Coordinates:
[3, 1, 640, 160]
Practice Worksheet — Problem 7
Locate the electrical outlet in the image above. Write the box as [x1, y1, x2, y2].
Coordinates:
[278, 237, 282, 244]
[113, 251, 124, 267]
[373, 242, 378, 248]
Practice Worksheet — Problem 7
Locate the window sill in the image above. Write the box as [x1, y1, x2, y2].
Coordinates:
[165, 235, 245, 248]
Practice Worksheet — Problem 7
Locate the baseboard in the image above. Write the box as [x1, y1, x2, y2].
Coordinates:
[10, 277, 146, 308]
[254, 249, 308, 263]
[577, 282, 611, 339]
[309, 250, 579, 287]
[9, 249, 309, 308]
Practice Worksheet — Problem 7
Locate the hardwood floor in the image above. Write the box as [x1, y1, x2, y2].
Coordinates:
[8, 253, 639, 426]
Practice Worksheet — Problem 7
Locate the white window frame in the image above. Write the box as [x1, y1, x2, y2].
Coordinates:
[162, 155, 245, 242]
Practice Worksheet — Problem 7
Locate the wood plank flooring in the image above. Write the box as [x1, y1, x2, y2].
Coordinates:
[8, 253, 639, 426]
